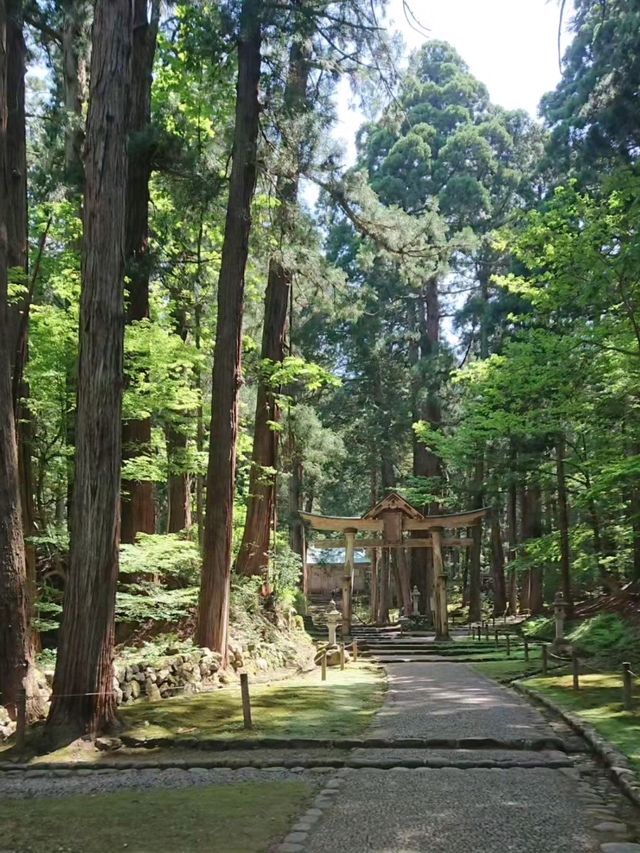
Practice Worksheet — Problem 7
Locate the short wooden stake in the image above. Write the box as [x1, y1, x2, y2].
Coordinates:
[340, 644, 345, 670]
[506, 633, 511, 657]
[494, 629, 499, 647]
[321, 652, 327, 682]
[491, 616, 496, 629]
[484, 622, 489, 641]
[622, 662, 633, 711]
[353, 638, 358, 662]
[542, 644, 548, 676]
[524, 637, 529, 662]
[240, 673, 252, 729]
[15, 687, 26, 751]
[572, 651, 580, 691]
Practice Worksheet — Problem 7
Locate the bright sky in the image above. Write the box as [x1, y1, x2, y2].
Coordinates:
[334, 0, 574, 164]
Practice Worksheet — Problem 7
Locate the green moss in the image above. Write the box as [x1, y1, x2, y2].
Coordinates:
[568, 613, 639, 663]
[0, 781, 313, 852]
[524, 672, 640, 773]
[471, 659, 545, 681]
[121, 662, 385, 741]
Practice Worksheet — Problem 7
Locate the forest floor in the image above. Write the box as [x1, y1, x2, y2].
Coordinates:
[0, 661, 385, 766]
[2, 658, 640, 851]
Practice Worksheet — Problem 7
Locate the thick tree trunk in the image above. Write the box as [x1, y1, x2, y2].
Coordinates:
[490, 511, 507, 616]
[507, 476, 518, 614]
[236, 30, 309, 577]
[120, 0, 159, 544]
[555, 435, 574, 609]
[410, 278, 441, 621]
[62, 0, 88, 191]
[47, 0, 132, 739]
[523, 482, 544, 614]
[468, 456, 484, 622]
[166, 426, 191, 533]
[197, 0, 261, 656]
[0, 0, 32, 720]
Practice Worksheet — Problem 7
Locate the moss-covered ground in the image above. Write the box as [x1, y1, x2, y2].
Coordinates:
[121, 661, 384, 741]
[522, 672, 640, 773]
[0, 781, 313, 852]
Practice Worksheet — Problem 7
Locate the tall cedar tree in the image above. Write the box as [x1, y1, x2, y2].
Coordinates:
[47, 0, 132, 738]
[121, 0, 160, 543]
[236, 9, 310, 577]
[197, 0, 262, 655]
[0, 0, 32, 720]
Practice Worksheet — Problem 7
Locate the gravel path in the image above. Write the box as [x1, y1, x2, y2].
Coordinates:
[303, 767, 596, 853]
[369, 662, 551, 740]
[283, 661, 640, 853]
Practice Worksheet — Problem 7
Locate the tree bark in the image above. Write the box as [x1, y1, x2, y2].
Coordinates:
[468, 456, 484, 622]
[523, 482, 544, 614]
[47, 0, 132, 738]
[490, 510, 507, 615]
[410, 278, 441, 621]
[555, 435, 573, 609]
[197, 0, 262, 656]
[236, 25, 309, 577]
[166, 426, 191, 533]
[0, 0, 33, 720]
[506, 474, 518, 614]
[120, 0, 160, 544]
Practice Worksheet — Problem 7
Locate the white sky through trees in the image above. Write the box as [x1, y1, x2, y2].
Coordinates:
[333, 0, 575, 165]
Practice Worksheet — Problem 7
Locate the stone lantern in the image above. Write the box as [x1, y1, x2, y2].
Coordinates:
[411, 585, 420, 616]
[326, 599, 341, 646]
[553, 591, 566, 643]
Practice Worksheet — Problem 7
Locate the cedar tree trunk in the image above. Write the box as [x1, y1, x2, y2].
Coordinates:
[0, 0, 32, 719]
[197, 0, 261, 656]
[47, 0, 132, 739]
[120, 0, 160, 543]
[236, 28, 309, 577]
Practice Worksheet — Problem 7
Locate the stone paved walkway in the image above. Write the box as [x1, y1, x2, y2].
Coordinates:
[278, 661, 640, 853]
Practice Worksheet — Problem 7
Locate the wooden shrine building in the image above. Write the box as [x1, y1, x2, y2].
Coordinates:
[301, 492, 487, 640]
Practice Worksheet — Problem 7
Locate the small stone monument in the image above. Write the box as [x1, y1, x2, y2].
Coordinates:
[411, 585, 420, 616]
[326, 599, 341, 646]
[554, 591, 566, 641]
[552, 590, 571, 652]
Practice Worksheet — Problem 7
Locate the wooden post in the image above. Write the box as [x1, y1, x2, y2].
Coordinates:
[353, 638, 358, 662]
[370, 548, 379, 623]
[524, 636, 529, 662]
[542, 644, 548, 675]
[572, 650, 580, 691]
[494, 630, 499, 647]
[491, 616, 495, 629]
[321, 651, 327, 682]
[343, 528, 356, 637]
[15, 686, 26, 751]
[484, 621, 489, 641]
[340, 643, 345, 670]
[432, 528, 449, 641]
[622, 662, 633, 711]
[506, 632, 511, 657]
[240, 673, 252, 729]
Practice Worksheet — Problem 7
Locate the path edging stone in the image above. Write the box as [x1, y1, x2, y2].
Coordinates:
[512, 681, 640, 809]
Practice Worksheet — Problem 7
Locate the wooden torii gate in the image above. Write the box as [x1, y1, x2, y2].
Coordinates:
[301, 491, 487, 640]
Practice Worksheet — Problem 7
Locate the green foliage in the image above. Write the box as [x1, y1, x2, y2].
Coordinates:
[120, 534, 201, 586]
[569, 614, 640, 662]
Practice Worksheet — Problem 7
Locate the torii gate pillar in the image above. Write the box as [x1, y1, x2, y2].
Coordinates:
[432, 528, 449, 641]
[342, 527, 357, 637]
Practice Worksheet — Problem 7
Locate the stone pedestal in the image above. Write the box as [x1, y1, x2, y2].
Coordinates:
[326, 600, 341, 646]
